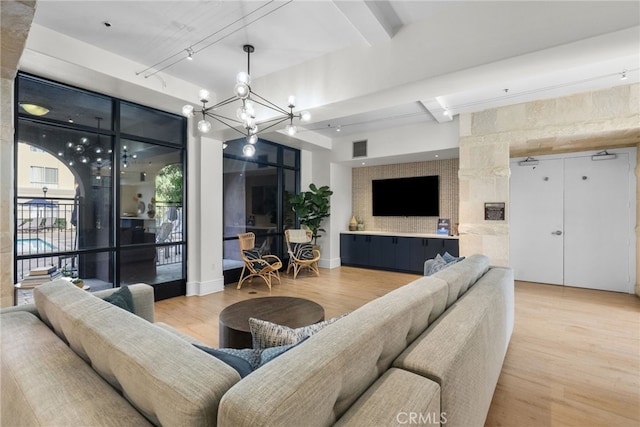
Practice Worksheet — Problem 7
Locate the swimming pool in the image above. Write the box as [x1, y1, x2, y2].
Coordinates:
[17, 238, 57, 253]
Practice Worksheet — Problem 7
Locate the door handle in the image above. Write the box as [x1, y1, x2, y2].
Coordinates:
[551, 230, 563, 235]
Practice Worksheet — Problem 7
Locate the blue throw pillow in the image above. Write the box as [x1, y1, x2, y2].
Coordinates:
[426, 254, 448, 276]
[194, 338, 308, 378]
[193, 345, 259, 378]
[103, 286, 135, 313]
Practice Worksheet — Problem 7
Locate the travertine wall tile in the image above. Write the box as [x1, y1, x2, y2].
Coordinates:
[471, 109, 497, 136]
[458, 113, 472, 138]
[556, 92, 593, 124]
[497, 103, 526, 132]
[593, 85, 628, 119]
[526, 99, 557, 129]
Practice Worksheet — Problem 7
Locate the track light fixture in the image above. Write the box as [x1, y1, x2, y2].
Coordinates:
[182, 44, 310, 156]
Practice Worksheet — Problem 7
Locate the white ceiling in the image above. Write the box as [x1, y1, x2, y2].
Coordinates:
[29, 1, 640, 146]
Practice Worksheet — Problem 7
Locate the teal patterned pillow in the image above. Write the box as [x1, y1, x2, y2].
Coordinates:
[249, 313, 348, 349]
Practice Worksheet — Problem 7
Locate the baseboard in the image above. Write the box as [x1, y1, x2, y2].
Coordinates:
[186, 277, 225, 296]
[319, 257, 341, 269]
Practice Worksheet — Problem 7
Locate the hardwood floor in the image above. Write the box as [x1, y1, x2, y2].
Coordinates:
[154, 267, 640, 426]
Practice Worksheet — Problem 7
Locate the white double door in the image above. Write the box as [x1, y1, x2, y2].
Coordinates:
[510, 149, 636, 293]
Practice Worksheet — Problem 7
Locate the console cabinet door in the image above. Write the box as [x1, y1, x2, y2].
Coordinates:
[340, 234, 371, 267]
[443, 239, 459, 257]
[369, 235, 396, 270]
[395, 237, 423, 273]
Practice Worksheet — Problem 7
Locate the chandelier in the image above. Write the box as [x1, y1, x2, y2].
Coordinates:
[182, 45, 310, 157]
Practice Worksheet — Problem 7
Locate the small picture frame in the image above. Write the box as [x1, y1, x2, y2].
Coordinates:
[484, 202, 505, 221]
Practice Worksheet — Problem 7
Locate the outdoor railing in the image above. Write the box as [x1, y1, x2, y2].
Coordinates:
[15, 198, 184, 283]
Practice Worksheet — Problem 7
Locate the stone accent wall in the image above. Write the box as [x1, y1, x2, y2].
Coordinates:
[459, 83, 640, 295]
[1, 1, 36, 306]
[351, 159, 458, 234]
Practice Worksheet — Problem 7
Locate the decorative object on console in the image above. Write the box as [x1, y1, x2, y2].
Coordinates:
[437, 218, 450, 235]
[182, 44, 310, 157]
[356, 217, 364, 231]
[349, 215, 357, 231]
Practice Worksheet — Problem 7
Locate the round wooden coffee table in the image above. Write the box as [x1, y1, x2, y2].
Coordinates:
[219, 296, 325, 349]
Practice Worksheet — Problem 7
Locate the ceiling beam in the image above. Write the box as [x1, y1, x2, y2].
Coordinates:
[332, 0, 397, 46]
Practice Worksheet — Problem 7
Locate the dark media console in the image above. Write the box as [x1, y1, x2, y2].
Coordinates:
[340, 231, 459, 274]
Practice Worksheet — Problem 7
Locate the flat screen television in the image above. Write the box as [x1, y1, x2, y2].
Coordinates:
[372, 175, 439, 216]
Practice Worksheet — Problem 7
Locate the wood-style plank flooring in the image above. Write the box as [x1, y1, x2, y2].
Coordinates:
[154, 267, 640, 426]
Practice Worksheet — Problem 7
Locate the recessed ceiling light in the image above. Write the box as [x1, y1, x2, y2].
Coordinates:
[20, 103, 49, 116]
[435, 154, 439, 158]
[68, 118, 74, 123]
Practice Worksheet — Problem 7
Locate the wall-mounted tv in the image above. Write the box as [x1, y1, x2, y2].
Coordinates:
[372, 175, 439, 216]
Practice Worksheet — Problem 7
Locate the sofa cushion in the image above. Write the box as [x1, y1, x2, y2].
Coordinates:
[34, 280, 240, 426]
[0, 311, 152, 426]
[249, 314, 347, 349]
[432, 254, 490, 307]
[218, 276, 449, 426]
[334, 368, 441, 427]
[393, 267, 514, 427]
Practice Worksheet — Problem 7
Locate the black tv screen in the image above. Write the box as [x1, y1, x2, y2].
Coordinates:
[372, 175, 439, 216]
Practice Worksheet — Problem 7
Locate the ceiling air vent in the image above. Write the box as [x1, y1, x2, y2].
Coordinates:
[352, 140, 367, 158]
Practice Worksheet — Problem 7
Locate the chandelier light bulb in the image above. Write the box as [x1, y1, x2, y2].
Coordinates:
[236, 107, 248, 121]
[198, 89, 210, 103]
[234, 83, 250, 99]
[182, 105, 194, 117]
[245, 101, 255, 117]
[198, 119, 212, 133]
[248, 134, 258, 145]
[285, 123, 297, 136]
[236, 71, 251, 85]
[287, 95, 296, 108]
[243, 144, 256, 157]
[300, 111, 311, 122]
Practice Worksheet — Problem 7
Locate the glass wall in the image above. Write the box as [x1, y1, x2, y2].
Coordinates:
[223, 138, 299, 280]
[14, 73, 186, 303]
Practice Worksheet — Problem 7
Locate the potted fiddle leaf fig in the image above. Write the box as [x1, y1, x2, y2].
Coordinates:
[289, 184, 333, 245]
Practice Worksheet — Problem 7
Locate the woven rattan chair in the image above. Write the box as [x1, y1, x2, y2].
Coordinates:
[237, 232, 282, 290]
[284, 229, 320, 279]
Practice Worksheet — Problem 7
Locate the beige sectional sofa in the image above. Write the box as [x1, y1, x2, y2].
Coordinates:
[0, 254, 513, 426]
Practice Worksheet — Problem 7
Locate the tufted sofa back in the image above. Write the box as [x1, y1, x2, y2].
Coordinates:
[34, 280, 240, 426]
[218, 275, 450, 426]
